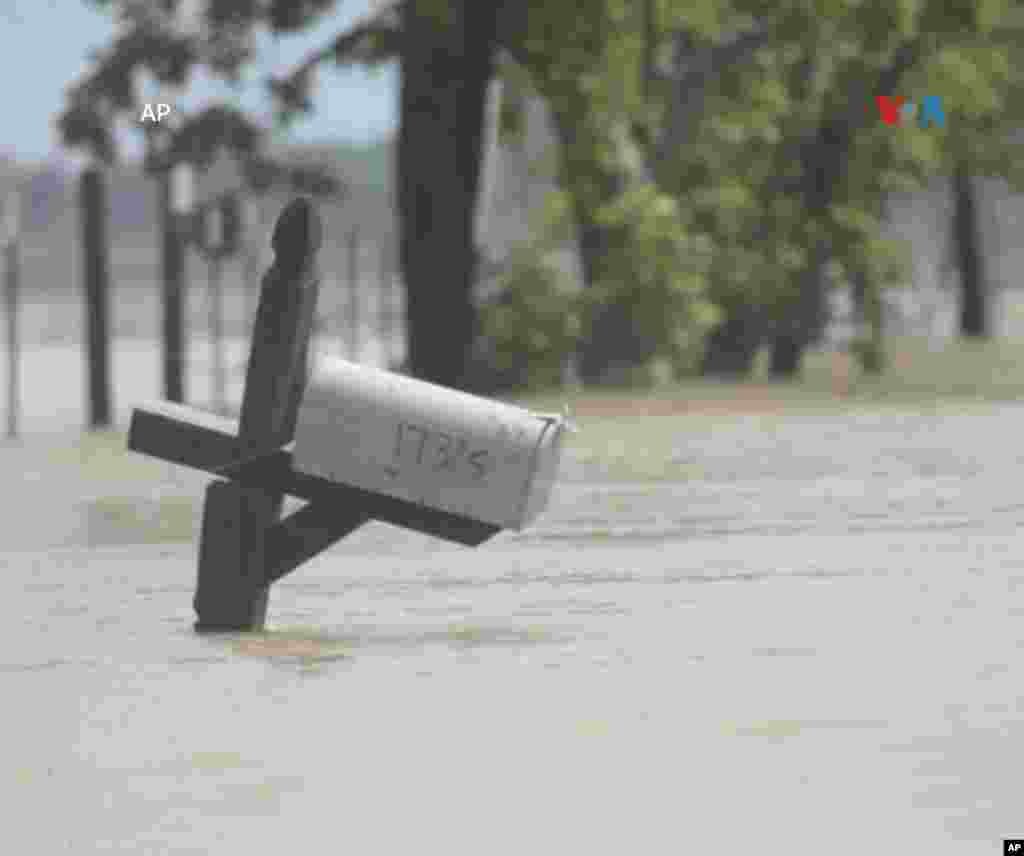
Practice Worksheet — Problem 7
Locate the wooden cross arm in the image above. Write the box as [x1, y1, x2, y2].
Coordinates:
[263, 500, 369, 586]
[127, 401, 501, 547]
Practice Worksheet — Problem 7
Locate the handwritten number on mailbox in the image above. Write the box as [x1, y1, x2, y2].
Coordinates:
[412, 424, 429, 464]
[393, 422, 490, 481]
[435, 432, 456, 472]
[393, 422, 403, 460]
[395, 422, 427, 465]
[468, 450, 490, 480]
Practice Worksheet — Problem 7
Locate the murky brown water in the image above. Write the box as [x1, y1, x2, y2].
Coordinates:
[4, 405, 1024, 853]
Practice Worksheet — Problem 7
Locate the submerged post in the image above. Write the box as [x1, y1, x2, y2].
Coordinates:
[127, 198, 561, 633]
[193, 197, 322, 631]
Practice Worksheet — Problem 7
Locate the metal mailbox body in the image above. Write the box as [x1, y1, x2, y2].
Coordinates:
[292, 358, 567, 530]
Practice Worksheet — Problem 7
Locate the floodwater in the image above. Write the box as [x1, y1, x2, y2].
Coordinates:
[3, 404, 1024, 853]
[2, 330, 395, 437]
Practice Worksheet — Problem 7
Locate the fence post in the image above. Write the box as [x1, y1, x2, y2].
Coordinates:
[80, 164, 113, 430]
[160, 162, 188, 404]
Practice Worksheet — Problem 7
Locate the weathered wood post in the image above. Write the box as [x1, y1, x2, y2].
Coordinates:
[193, 197, 322, 631]
[128, 196, 566, 632]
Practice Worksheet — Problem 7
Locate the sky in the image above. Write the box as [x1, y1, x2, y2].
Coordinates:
[0, 0, 398, 164]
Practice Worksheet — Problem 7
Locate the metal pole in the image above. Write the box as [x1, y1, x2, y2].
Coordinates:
[3, 193, 19, 439]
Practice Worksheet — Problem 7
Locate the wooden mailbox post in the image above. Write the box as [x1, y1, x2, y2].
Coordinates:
[127, 199, 500, 631]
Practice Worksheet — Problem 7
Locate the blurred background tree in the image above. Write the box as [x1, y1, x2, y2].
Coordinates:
[58, 0, 1024, 394]
[59, 0, 345, 404]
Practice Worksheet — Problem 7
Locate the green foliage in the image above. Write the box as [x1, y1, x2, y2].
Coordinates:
[591, 181, 719, 373]
[623, 0, 1024, 372]
[479, 246, 582, 390]
[70, 0, 1024, 385]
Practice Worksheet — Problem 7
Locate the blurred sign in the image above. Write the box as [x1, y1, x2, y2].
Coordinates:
[197, 147, 245, 206]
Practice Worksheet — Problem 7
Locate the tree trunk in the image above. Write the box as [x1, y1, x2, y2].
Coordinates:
[397, 0, 500, 390]
[700, 308, 764, 377]
[851, 268, 885, 374]
[952, 161, 988, 338]
[765, 50, 921, 379]
[768, 334, 803, 377]
[770, 116, 851, 380]
[574, 216, 656, 384]
[769, 263, 825, 379]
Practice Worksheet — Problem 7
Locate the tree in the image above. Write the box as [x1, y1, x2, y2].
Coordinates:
[758, 0, 1024, 376]
[497, 1, 736, 383]
[59, 0, 344, 403]
[624, 0, 1024, 379]
[268, 0, 721, 386]
[940, 14, 1024, 340]
[951, 159, 988, 338]
[395, 2, 504, 388]
[81, 0, 508, 391]
[68, 0, 1024, 393]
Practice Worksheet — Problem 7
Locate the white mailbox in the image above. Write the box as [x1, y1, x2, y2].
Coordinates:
[292, 358, 569, 530]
